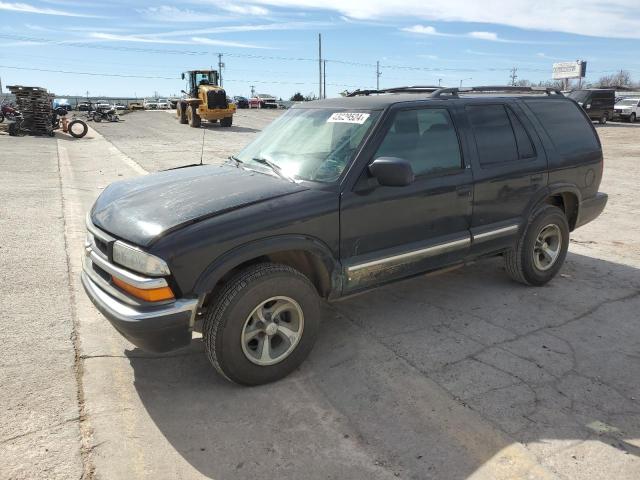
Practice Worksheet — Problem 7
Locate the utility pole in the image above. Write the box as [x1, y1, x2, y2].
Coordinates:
[250, 85, 255, 97]
[218, 53, 224, 87]
[0, 76, 3, 94]
[323, 60, 327, 99]
[509, 66, 518, 86]
[376, 61, 382, 90]
[438, 78, 442, 87]
[318, 33, 322, 99]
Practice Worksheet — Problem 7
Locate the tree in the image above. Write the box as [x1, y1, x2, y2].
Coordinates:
[290, 92, 305, 101]
[597, 70, 632, 87]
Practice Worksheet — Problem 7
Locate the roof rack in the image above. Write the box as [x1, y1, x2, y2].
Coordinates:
[346, 86, 442, 97]
[430, 86, 564, 98]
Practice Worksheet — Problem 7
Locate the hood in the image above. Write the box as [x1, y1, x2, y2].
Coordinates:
[91, 164, 307, 247]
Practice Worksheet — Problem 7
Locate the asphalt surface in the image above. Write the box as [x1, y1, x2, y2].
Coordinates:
[1, 110, 639, 479]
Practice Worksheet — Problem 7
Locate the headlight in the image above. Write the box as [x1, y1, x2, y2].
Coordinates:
[112, 241, 170, 276]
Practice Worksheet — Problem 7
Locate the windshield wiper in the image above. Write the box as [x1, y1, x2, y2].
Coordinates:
[251, 157, 295, 182]
[229, 155, 243, 166]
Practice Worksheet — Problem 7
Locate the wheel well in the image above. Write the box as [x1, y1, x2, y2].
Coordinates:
[205, 250, 333, 306]
[545, 192, 579, 230]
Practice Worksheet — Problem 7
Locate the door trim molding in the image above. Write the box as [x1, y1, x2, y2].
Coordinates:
[472, 224, 519, 243]
[347, 236, 470, 274]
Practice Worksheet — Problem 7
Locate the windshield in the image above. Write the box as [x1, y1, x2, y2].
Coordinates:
[568, 90, 590, 102]
[618, 98, 639, 106]
[235, 108, 380, 183]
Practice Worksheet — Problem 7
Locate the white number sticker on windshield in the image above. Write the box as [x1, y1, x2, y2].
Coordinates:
[327, 112, 371, 124]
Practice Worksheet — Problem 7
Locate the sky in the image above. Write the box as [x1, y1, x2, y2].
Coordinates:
[1, 0, 640, 99]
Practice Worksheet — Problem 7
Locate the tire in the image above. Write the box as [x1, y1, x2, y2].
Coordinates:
[0, 113, 4, 123]
[177, 102, 188, 124]
[220, 116, 233, 127]
[599, 113, 608, 124]
[68, 120, 88, 138]
[203, 263, 321, 386]
[187, 105, 201, 128]
[505, 205, 569, 286]
[629, 113, 636, 123]
[92, 112, 102, 123]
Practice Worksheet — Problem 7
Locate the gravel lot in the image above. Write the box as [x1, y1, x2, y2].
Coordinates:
[1, 110, 639, 480]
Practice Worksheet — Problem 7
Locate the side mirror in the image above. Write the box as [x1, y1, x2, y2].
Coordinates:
[181, 90, 187, 95]
[369, 157, 414, 187]
[181, 73, 185, 80]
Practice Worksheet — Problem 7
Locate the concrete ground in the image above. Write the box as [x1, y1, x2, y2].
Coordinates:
[1, 110, 639, 480]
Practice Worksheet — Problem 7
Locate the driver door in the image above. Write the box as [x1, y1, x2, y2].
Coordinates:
[340, 105, 473, 293]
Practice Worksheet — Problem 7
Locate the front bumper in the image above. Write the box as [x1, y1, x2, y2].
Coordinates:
[575, 192, 608, 229]
[82, 273, 197, 352]
[81, 219, 198, 353]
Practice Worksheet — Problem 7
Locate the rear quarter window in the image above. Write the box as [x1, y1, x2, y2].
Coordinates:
[524, 99, 600, 156]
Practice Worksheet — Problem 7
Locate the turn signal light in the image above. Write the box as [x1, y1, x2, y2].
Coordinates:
[112, 276, 175, 302]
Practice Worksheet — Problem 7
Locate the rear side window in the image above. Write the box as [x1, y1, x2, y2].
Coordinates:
[506, 108, 535, 159]
[524, 99, 600, 155]
[466, 105, 519, 167]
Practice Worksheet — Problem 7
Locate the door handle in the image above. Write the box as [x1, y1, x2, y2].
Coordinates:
[456, 186, 472, 197]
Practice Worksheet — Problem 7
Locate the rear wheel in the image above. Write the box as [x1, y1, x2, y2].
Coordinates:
[629, 113, 636, 123]
[203, 263, 320, 385]
[187, 105, 201, 128]
[0, 113, 4, 123]
[220, 116, 233, 127]
[92, 112, 102, 123]
[599, 112, 608, 124]
[177, 102, 188, 124]
[505, 205, 569, 286]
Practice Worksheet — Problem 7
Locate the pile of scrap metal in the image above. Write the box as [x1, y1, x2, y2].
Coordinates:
[7, 85, 54, 136]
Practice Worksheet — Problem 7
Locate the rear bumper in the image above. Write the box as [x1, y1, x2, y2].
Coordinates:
[81, 270, 197, 353]
[575, 192, 608, 229]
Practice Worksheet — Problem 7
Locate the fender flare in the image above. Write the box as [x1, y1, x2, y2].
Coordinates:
[193, 235, 342, 297]
[524, 182, 582, 228]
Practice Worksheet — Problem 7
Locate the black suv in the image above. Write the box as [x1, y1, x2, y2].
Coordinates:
[82, 86, 607, 385]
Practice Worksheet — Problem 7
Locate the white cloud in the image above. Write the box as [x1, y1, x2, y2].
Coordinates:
[139, 21, 327, 38]
[88, 33, 193, 44]
[248, 0, 640, 39]
[218, 2, 269, 15]
[468, 31, 498, 41]
[402, 25, 441, 36]
[191, 37, 273, 49]
[138, 6, 231, 23]
[0, 1, 99, 17]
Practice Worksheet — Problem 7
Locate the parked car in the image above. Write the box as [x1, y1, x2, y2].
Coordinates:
[168, 98, 180, 109]
[568, 89, 615, 124]
[157, 99, 170, 109]
[249, 93, 278, 109]
[77, 102, 93, 112]
[114, 103, 128, 111]
[128, 101, 145, 111]
[81, 86, 607, 386]
[233, 96, 249, 108]
[143, 99, 158, 110]
[613, 97, 640, 123]
[53, 98, 72, 113]
[95, 100, 111, 111]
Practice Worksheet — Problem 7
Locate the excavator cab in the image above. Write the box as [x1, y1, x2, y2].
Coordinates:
[182, 70, 220, 98]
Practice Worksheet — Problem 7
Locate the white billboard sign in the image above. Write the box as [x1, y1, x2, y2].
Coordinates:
[552, 61, 587, 80]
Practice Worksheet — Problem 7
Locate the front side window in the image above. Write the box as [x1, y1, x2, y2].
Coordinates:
[374, 108, 462, 176]
[235, 108, 380, 183]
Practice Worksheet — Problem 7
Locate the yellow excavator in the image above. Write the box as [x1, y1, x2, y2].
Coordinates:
[176, 70, 236, 128]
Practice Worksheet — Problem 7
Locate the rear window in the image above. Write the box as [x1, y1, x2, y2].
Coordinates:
[524, 99, 600, 155]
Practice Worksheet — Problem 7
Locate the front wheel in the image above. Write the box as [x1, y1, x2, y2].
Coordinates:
[203, 263, 320, 385]
[599, 113, 608, 124]
[504, 205, 569, 286]
[187, 105, 201, 128]
[220, 116, 233, 127]
[92, 112, 102, 123]
[629, 113, 636, 123]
